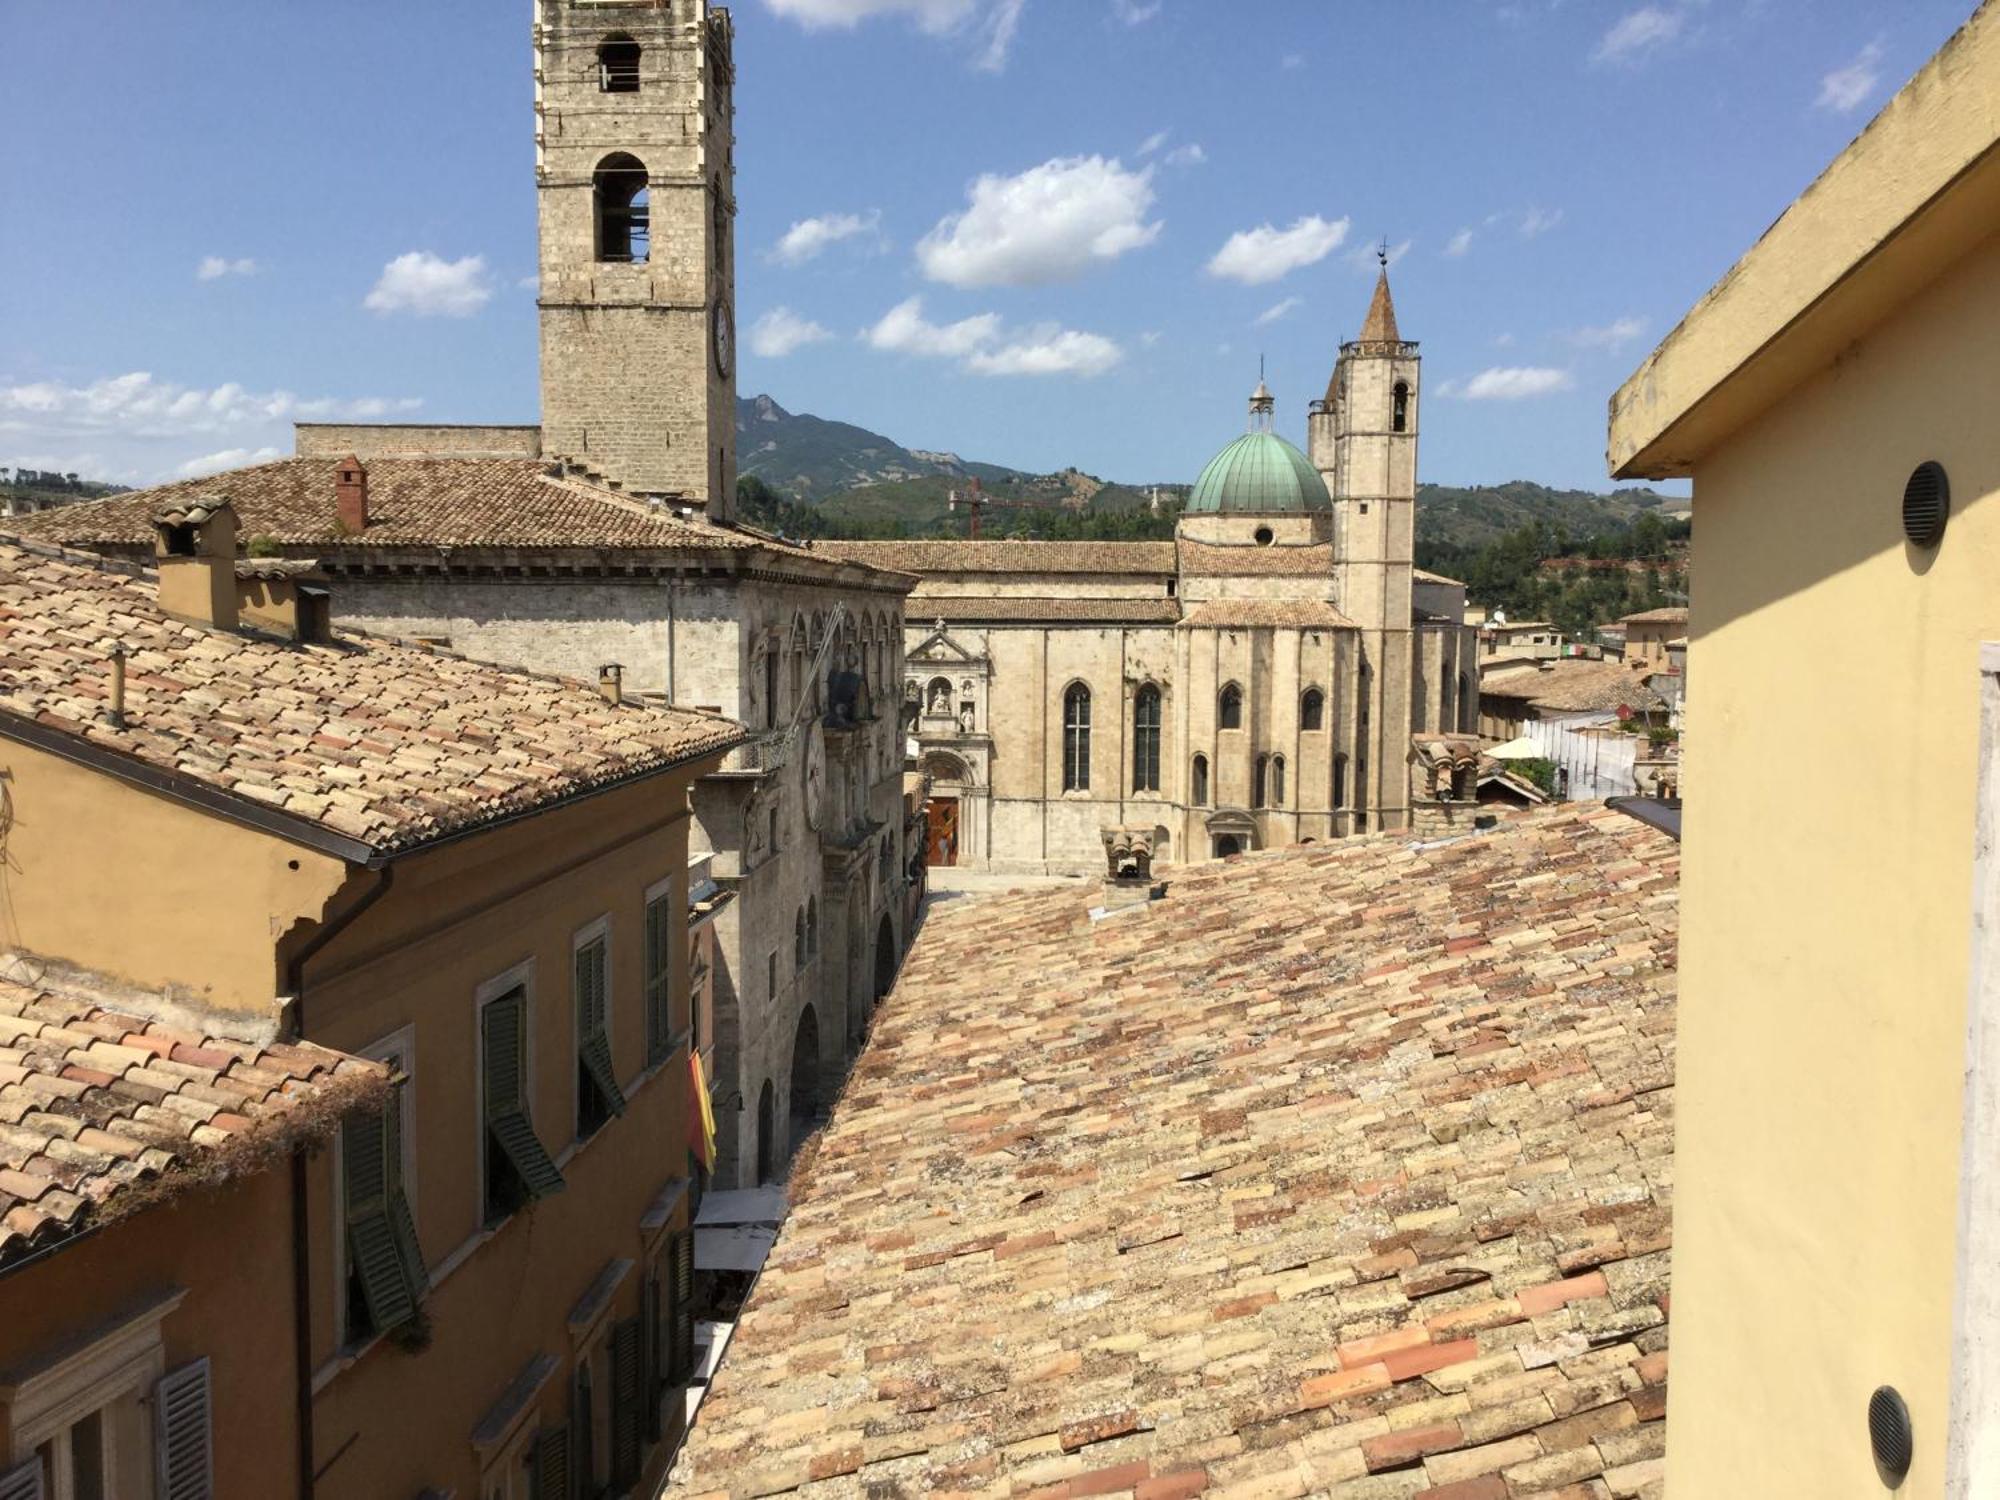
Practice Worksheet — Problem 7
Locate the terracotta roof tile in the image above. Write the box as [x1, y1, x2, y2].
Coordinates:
[816, 541, 1177, 575]
[1178, 600, 1357, 630]
[670, 804, 1678, 1499]
[1176, 540, 1334, 577]
[0, 962, 387, 1268]
[918, 597, 1183, 625]
[1479, 661, 1666, 717]
[0, 542, 743, 855]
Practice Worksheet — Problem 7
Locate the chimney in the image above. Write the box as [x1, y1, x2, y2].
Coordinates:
[599, 663, 625, 705]
[152, 496, 240, 631]
[335, 455, 368, 533]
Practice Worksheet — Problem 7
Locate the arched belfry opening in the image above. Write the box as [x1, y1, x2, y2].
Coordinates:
[597, 35, 641, 92]
[594, 153, 651, 264]
[789, 1007, 821, 1156]
[1393, 381, 1410, 433]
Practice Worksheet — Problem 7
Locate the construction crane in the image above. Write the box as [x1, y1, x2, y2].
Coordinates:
[946, 476, 1044, 539]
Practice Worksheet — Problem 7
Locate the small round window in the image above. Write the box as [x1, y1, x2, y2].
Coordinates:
[1903, 461, 1949, 549]
[1253, 525, 1275, 546]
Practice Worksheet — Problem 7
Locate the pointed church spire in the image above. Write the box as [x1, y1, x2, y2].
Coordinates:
[1359, 255, 1401, 346]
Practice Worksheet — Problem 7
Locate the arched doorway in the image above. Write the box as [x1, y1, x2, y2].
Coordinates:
[754, 1080, 775, 1184]
[874, 914, 898, 1004]
[789, 1007, 821, 1155]
[1213, 834, 1247, 859]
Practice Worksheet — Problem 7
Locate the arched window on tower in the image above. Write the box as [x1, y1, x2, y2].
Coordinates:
[598, 35, 642, 92]
[1333, 753, 1349, 811]
[1219, 682, 1244, 731]
[1062, 683, 1092, 792]
[713, 177, 728, 274]
[1272, 755, 1287, 806]
[1253, 755, 1270, 810]
[1133, 684, 1162, 793]
[1392, 381, 1410, 434]
[1191, 754, 1210, 806]
[594, 154, 651, 264]
[1300, 687, 1325, 732]
[1459, 672, 1473, 733]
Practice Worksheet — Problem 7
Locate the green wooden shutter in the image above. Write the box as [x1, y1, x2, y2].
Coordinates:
[672, 1231, 696, 1381]
[641, 1273, 662, 1442]
[644, 900, 671, 1064]
[577, 939, 626, 1118]
[154, 1358, 213, 1500]
[343, 1107, 418, 1333]
[0, 1459, 43, 1500]
[533, 1424, 571, 1500]
[383, 1081, 426, 1299]
[485, 989, 565, 1200]
[609, 1318, 643, 1487]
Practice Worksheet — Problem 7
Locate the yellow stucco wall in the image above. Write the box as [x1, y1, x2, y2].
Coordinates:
[0, 743, 348, 1018]
[1667, 228, 2000, 1495]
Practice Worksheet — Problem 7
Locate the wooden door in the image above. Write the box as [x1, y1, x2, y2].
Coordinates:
[926, 798, 960, 868]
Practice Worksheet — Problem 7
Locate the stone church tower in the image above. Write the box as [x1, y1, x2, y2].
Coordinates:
[1310, 260, 1419, 830]
[535, 0, 738, 519]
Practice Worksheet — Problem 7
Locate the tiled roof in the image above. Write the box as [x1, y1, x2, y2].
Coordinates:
[1177, 540, 1334, 577]
[919, 598, 1183, 625]
[1179, 599, 1357, 630]
[8, 457, 778, 555]
[1481, 660, 1667, 716]
[815, 541, 1177, 576]
[0, 960, 388, 1268]
[673, 805, 1678, 1500]
[0, 543, 744, 857]
[1616, 610, 1688, 627]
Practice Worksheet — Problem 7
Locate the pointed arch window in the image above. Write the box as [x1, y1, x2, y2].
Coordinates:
[806, 897, 819, 958]
[1253, 755, 1270, 810]
[1133, 684, 1162, 793]
[595, 154, 651, 264]
[1333, 753, 1349, 810]
[1218, 682, 1244, 731]
[1392, 381, 1410, 434]
[1300, 687, 1325, 732]
[1272, 755, 1286, 806]
[1191, 754, 1209, 807]
[598, 35, 642, 92]
[1062, 683, 1092, 792]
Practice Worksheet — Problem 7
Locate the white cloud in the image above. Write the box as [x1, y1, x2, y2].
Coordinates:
[863, 297, 1118, 377]
[363, 252, 493, 317]
[1255, 297, 1304, 327]
[1443, 228, 1475, 258]
[917, 155, 1160, 288]
[967, 329, 1123, 377]
[0, 372, 424, 483]
[865, 297, 1004, 358]
[1518, 206, 1565, 239]
[1110, 0, 1160, 22]
[749, 307, 836, 358]
[973, 0, 1026, 71]
[1206, 214, 1349, 285]
[1281, 52, 1305, 69]
[1567, 316, 1648, 350]
[1165, 142, 1206, 168]
[1442, 366, 1576, 401]
[1818, 40, 1884, 114]
[770, 210, 883, 266]
[175, 446, 285, 479]
[762, 0, 975, 30]
[1593, 6, 1682, 65]
[197, 257, 257, 282]
[1138, 129, 1171, 157]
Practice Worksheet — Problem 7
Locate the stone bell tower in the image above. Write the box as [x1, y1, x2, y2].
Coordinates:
[1310, 256, 1419, 832]
[536, 0, 738, 520]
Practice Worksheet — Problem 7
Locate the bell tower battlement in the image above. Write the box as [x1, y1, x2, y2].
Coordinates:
[536, 0, 738, 518]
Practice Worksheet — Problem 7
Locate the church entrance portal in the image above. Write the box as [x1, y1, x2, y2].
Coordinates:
[926, 798, 960, 868]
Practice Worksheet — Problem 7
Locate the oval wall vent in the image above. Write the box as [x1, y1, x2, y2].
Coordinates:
[1868, 1385, 1913, 1488]
[1903, 461, 1949, 549]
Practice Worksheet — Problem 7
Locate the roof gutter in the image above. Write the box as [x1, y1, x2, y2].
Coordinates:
[0, 709, 743, 870]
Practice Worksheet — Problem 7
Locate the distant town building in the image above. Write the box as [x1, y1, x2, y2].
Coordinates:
[822, 269, 1480, 873]
[1607, 6, 2000, 1490]
[1615, 606, 1688, 666]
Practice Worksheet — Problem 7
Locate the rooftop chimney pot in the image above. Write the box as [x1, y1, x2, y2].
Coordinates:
[599, 663, 625, 706]
[335, 455, 368, 533]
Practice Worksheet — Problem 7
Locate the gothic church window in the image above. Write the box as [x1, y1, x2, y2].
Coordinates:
[594, 154, 651, 264]
[1393, 382, 1410, 433]
[1219, 683, 1243, 731]
[1253, 755, 1270, 810]
[1062, 683, 1091, 793]
[598, 36, 641, 92]
[1301, 688, 1325, 732]
[1272, 756, 1286, 806]
[1333, 753, 1349, 809]
[1191, 754, 1209, 806]
[1133, 685, 1162, 794]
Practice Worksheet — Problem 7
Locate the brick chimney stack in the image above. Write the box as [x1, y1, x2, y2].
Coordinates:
[335, 456, 368, 533]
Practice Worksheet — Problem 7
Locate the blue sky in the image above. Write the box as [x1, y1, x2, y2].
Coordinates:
[0, 0, 1977, 492]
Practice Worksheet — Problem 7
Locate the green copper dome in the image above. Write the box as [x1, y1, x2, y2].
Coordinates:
[1187, 430, 1332, 514]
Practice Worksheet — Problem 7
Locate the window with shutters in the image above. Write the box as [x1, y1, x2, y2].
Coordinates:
[571, 1353, 603, 1500]
[528, 1422, 570, 1500]
[608, 1319, 643, 1490]
[669, 1229, 697, 1385]
[481, 981, 565, 1226]
[644, 892, 676, 1072]
[0, 1293, 187, 1500]
[339, 1038, 425, 1345]
[573, 922, 625, 1141]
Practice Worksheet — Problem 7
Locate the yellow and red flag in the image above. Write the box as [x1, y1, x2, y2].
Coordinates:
[689, 1049, 718, 1168]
